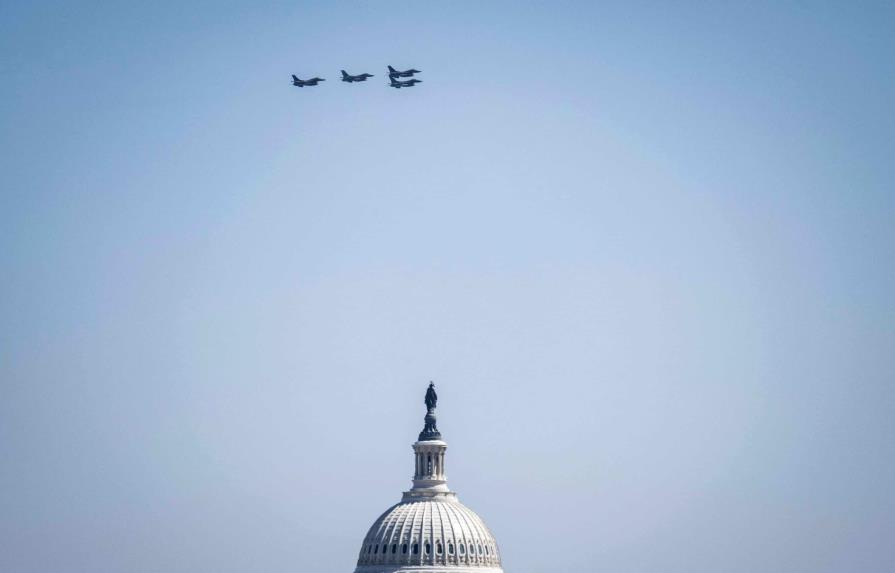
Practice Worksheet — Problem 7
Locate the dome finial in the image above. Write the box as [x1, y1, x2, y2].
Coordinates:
[419, 381, 441, 441]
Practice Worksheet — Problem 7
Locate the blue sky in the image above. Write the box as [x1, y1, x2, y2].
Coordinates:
[1, 2, 894, 572]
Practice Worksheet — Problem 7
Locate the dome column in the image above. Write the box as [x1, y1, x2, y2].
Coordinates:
[406, 440, 450, 497]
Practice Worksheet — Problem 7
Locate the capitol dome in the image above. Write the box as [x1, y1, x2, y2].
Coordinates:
[353, 384, 504, 573]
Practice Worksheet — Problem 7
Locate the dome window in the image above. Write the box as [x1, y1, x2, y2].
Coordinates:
[382, 544, 388, 554]
[459, 544, 465, 554]
[392, 544, 397, 554]
[436, 542, 443, 554]
[425, 542, 431, 554]
[485, 545, 490, 555]
[402, 543, 408, 554]
[448, 543, 454, 554]
[374, 545, 378, 554]
[478, 544, 483, 554]
[413, 543, 419, 555]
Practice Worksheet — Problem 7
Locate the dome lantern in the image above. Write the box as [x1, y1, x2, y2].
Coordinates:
[405, 382, 452, 500]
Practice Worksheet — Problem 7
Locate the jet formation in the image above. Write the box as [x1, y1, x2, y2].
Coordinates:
[291, 65, 422, 89]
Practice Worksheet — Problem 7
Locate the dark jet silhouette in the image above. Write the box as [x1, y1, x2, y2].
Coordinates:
[388, 65, 421, 78]
[292, 75, 325, 87]
[389, 77, 422, 89]
[341, 70, 374, 82]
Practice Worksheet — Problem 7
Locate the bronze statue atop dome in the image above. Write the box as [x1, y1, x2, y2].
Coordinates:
[419, 381, 442, 441]
[425, 382, 437, 411]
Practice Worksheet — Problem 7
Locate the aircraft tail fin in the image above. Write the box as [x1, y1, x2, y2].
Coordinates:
[341, 70, 348, 78]
[388, 65, 396, 73]
[292, 75, 299, 81]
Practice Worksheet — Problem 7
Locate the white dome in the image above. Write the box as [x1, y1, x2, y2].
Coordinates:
[355, 498, 502, 573]
[352, 384, 505, 573]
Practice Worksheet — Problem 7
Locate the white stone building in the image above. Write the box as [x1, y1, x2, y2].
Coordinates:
[352, 383, 504, 573]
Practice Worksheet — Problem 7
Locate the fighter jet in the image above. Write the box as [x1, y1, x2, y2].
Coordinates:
[389, 77, 422, 89]
[291, 75, 325, 87]
[341, 70, 374, 83]
[388, 65, 421, 78]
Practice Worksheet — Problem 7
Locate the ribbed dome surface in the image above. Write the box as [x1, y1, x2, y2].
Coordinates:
[355, 499, 502, 572]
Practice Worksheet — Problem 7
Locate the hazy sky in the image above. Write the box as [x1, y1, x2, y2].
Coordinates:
[2, 2, 894, 572]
